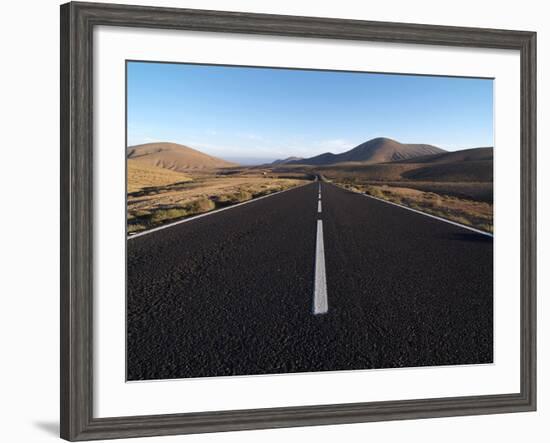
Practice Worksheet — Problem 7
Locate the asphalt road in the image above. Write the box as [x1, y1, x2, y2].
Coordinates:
[127, 181, 493, 381]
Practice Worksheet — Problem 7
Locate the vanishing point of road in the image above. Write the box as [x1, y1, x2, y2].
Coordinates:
[127, 180, 493, 380]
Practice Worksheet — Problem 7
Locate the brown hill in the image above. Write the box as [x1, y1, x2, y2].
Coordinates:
[316, 147, 493, 183]
[290, 137, 445, 166]
[339, 137, 445, 163]
[395, 147, 493, 165]
[399, 147, 493, 181]
[127, 160, 192, 193]
[127, 142, 238, 171]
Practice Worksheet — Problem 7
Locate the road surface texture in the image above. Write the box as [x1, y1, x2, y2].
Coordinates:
[127, 181, 493, 380]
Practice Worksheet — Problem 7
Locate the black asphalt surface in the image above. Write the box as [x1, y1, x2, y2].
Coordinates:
[127, 181, 493, 380]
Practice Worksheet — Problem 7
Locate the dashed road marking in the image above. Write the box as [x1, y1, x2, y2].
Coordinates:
[313, 220, 328, 314]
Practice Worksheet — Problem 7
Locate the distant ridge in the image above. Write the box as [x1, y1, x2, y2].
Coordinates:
[270, 156, 304, 165]
[288, 137, 446, 166]
[400, 147, 493, 182]
[127, 142, 238, 171]
[313, 146, 493, 184]
[394, 147, 493, 164]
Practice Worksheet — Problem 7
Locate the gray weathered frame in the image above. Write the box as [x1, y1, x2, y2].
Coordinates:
[60, 2, 536, 440]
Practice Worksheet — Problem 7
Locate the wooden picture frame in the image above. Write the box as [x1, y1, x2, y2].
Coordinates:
[60, 2, 536, 440]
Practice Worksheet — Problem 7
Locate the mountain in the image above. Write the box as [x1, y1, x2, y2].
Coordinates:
[289, 137, 445, 166]
[290, 152, 339, 166]
[127, 142, 238, 171]
[316, 146, 493, 183]
[399, 147, 493, 182]
[270, 156, 304, 165]
[394, 147, 493, 165]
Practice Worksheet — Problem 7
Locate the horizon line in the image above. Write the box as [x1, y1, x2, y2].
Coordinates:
[127, 136, 494, 163]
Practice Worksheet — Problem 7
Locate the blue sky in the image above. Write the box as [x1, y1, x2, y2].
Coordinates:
[127, 61, 493, 164]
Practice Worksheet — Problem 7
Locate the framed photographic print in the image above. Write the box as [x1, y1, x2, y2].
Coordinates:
[60, 2, 536, 441]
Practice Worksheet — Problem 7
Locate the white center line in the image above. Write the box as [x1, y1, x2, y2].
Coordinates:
[313, 220, 328, 315]
[317, 200, 322, 213]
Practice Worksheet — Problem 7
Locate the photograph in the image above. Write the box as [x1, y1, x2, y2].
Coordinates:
[126, 61, 494, 381]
